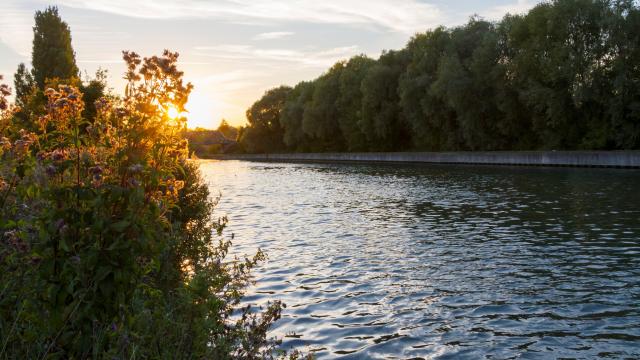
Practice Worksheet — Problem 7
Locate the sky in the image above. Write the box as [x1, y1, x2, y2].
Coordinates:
[0, 0, 541, 129]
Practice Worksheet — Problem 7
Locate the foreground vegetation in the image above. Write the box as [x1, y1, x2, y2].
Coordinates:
[240, 0, 640, 153]
[1, 7, 301, 359]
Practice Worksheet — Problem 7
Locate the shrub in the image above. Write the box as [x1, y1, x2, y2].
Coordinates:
[0, 54, 303, 359]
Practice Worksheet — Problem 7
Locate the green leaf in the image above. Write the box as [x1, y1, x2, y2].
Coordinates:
[111, 220, 130, 232]
[95, 266, 111, 282]
[60, 236, 70, 252]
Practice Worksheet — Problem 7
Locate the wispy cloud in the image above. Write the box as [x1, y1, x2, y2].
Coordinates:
[483, 0, 540, 20]
[253, 31, 294, 41]
[0, 2, 35, 56]
[194, 44, 360, 68]
[191, 69, 266, 93]
[45, 0, 444, 34]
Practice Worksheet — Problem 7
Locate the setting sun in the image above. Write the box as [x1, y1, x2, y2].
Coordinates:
[166, 105, 180, 119]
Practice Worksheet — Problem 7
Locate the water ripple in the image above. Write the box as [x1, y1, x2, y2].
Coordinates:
[200, 160, 640, 359]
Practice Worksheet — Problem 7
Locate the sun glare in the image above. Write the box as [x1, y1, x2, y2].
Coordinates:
[167, 105, 180, 120]
[184, 89, 222, 129]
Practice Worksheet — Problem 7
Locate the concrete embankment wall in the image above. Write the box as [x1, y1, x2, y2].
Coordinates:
[208, 151, 640, 168]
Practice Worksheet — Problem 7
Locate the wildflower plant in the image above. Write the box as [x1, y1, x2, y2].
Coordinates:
[0, 54, 302, 359]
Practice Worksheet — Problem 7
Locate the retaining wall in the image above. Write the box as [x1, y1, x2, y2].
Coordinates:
[207, 151, 640, 168]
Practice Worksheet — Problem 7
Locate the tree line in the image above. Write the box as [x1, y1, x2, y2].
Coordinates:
[240, 0, 640, 153]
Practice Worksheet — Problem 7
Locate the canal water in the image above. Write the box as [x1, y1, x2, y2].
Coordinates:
[199, 160, 640, 359]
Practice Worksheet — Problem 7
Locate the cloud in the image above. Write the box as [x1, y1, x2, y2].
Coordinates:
[194, 44, 360, 68]
[253, 31, 294, 41]
[191, 69, 266, 93]
[0, 2, 35, 56]
[42, 0, 444, 34]
[483, 0, 540, 20]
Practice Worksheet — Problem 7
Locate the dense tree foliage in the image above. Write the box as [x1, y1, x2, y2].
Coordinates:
[13, 63, 34, 110]
[302, 63, 347, 151]
[337, 56, 375, 151]
[362, 50, 411, 150]
[240, 86, 291, 153]
[241, 0, 640, 153]
[280, 81, 315, 151]
[32, 6, 79, 88]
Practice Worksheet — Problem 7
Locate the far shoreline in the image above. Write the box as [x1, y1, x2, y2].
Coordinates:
[202, 151, 640, 169]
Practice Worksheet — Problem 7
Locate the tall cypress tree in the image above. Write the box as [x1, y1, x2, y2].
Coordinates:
[31, 6, 79, 88]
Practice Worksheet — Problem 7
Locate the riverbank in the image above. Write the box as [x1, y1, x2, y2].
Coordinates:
[207, 151, 640, 168]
